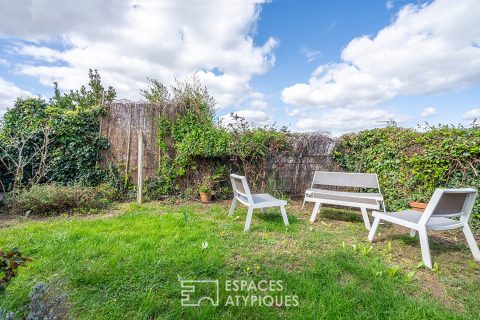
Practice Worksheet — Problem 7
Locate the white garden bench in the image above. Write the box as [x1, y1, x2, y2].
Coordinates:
[303, 171, 384, 230]
[229, 174, 289, 232]
[368, 188, 479, 269]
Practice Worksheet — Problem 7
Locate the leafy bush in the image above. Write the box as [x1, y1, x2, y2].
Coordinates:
[144, 77, 232, 195]
[334, 124, 480, 231]
[45, 70, 115, 185]
[0, 98, 52, 190]
[227, 113, 290, 193]
[0, 248, 31, 291]
[0, 70, 115, 191]
[143, 177, 167, 201]
[157, 112, 232, 194]
[3, 184, 116, 216]
[101, 162, 135, 200]
[142, 77, 292, 198]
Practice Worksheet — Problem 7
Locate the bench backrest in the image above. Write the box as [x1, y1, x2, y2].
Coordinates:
[419, 188, 477, 225]
[230, 174, 253, 203]
[312, 171, 380, 189]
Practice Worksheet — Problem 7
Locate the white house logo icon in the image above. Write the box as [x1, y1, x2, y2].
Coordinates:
[180, 280, 220, 307]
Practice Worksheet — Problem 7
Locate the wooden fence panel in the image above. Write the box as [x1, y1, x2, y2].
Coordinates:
[99, 101, 340, 196]
[100, 101, 163, 180]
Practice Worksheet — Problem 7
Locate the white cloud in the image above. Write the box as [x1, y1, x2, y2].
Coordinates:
[0, 0, 130, 40]
[286, 108, 301, 117]
[420, 107, 437, 117]
[282, 63, 396, 108]
[248, 91, 269, 109]
[0, 78, 31, 115]
[300, 47, 321, 63]
[282, 0, 480, 109]
[296, 107, 406, 133]
[221, 110, 271, 126]
[386, 1, 394, 10]
[15, 45, 65, 63]
[0, 0, 277, 109]
[462, 108, 480, 120]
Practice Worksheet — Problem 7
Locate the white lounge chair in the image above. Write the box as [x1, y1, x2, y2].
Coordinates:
[304, 171, 385, 230]
[368, 188, 480, 269]
[228, 174, 289, 232]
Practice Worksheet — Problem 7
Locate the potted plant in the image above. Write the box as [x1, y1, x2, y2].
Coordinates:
[409, 201, 428, 212]
[198, 176, 213, 203]
[407, 191, 430, 212]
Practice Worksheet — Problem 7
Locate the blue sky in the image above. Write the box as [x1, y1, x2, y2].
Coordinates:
[0, 0, 479, 134]
[251, 0, 402, 128]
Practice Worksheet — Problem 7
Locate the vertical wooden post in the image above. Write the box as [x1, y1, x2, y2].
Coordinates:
[137, 130, 144, 204]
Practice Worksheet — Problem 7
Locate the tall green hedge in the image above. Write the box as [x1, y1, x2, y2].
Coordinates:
[0, 70, 115, 190]
[334, 125, 480, 231]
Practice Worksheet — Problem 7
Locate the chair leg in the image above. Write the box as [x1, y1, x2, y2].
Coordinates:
[410, 229, 417, 238]
[244, 207, 254, 232]
[280, 205, 289, 226]
[418, 228, 432, 269]
[463, 224, 480, 260]
[228, 198, 237, 217]
[309, 202, 322, 223]
[368, 216, 381, 242]
[360, 207, 371, 230]
[262, 208, 267, 214]
[302, 196, 306, 210]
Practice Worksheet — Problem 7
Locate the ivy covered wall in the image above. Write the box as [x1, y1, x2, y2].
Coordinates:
[334, 125, 480, 230]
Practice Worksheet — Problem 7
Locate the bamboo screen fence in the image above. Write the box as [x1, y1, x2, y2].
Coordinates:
[99, 101, 340, 196]
[99, 101, 163, 181]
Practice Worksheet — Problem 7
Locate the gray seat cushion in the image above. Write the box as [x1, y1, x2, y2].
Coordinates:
[238, 193, 286, 206]
[251, 194, 286, 205]
[373, 209, 462, 229]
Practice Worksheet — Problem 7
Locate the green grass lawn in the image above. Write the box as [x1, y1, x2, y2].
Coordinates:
[1, 200, 479, 319]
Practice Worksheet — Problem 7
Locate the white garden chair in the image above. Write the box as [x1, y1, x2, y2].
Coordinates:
[228, 174, 289, 232]
[368, 188, 480, 269]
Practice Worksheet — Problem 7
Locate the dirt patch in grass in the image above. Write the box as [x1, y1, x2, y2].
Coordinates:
[0, 211, 50, 228]
[0, 212, 27, 228]
[415, 270, 465, 312]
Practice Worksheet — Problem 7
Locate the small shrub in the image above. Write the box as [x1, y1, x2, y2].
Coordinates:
[95, 182, 124, 202]
[3, 184, 115, 216]
[0, 248, 31, 291]
[26, 283, 70, 320]
[143, 177, 167, 201]
[101, 162, 135, 200]
[0, 308, 15, 320]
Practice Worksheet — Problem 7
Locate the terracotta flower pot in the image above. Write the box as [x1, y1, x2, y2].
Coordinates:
[199, 192, 213, 203]
[409, 201, 428, 212]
